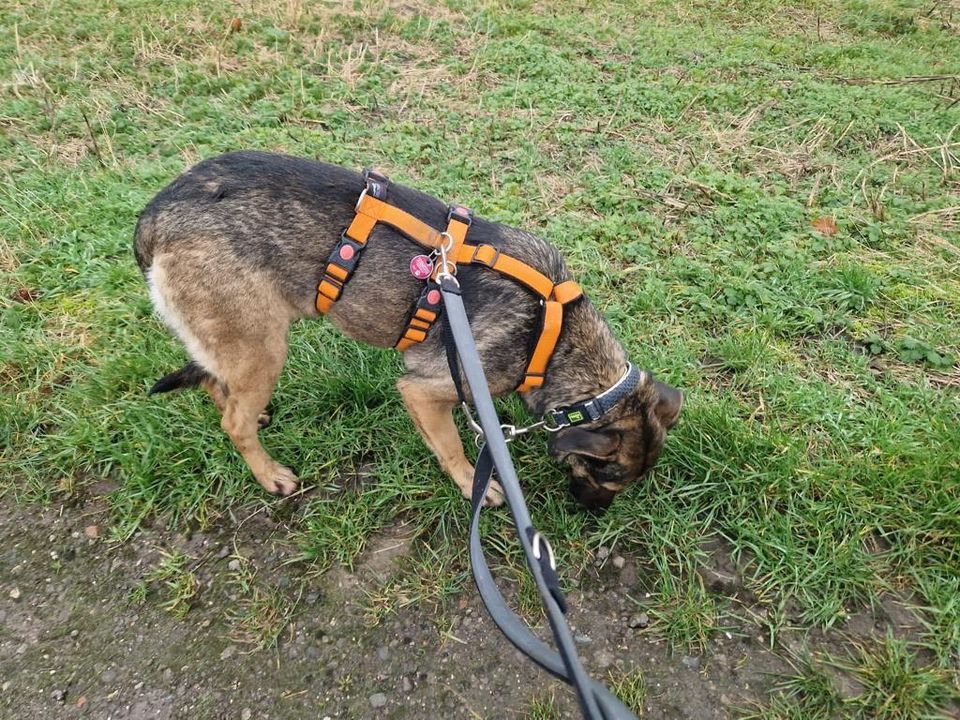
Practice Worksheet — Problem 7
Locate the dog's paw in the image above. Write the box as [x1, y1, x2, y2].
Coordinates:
[257, 412, 271, 429]
[482, 480, 505, 507]
[257, 464, 299, 497]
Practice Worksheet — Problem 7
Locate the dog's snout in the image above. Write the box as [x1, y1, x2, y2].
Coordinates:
[569, 478, 617, 513]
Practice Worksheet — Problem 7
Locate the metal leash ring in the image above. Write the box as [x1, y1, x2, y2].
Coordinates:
[531, 531, 557, 571]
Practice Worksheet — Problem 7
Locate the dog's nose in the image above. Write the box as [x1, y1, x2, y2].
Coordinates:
[569, 479, 616, 513]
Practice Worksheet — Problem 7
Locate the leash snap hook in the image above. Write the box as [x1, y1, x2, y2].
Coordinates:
[461, 402, 485, 447]
[436, 231, 458, 279]
[541, 410, 570, 433]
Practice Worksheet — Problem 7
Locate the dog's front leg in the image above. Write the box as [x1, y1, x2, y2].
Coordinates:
[396, 375, 504, 507]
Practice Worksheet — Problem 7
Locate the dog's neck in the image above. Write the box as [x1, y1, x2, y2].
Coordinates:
[523, 297, 628, 416]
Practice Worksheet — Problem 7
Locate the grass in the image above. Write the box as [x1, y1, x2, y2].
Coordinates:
[1, 0, 959, 716]
[132, 549, 201, 619]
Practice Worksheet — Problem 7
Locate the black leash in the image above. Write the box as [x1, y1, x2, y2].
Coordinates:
[438, 272, 638, 720]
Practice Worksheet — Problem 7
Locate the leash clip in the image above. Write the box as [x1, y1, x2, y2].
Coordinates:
[542, 410, 571, 433]
[436, 231, 458, 280]
[461, 403, 549, 447]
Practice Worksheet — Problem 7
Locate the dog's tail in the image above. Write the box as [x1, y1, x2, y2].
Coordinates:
[149, 361, 211, 395]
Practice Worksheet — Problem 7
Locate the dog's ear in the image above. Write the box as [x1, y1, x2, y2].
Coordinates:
[653, 381, 683, 429]
[551, 428, 621, 460]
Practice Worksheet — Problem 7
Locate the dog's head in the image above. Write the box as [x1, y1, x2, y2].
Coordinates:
[548, 376, 682, 512]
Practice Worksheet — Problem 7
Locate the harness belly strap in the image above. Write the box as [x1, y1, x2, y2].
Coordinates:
[316, 170, 583, 392]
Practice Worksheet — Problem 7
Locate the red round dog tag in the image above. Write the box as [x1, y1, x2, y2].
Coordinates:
[409, 255, 434, 280]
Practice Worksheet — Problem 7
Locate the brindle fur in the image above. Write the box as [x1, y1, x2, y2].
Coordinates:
[135, 151, 681, 510]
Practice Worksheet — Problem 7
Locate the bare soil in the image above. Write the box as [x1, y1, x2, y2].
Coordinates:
[0, 494, 930, 719]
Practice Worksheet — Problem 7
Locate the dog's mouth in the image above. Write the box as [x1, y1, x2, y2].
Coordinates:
[568, 476, 618, 513]
[565, 459, 625, 513]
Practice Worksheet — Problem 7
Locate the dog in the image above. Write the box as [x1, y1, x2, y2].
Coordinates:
[134, 151, 682, 511]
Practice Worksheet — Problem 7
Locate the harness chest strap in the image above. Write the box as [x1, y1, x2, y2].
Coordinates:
[394, 205, 473, 351]
[316, 171, 583, 392]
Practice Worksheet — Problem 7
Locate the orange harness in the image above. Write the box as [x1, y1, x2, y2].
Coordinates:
[315, 169, 582, 392]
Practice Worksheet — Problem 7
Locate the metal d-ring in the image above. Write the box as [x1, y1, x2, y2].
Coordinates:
[531, 531, 557, 571]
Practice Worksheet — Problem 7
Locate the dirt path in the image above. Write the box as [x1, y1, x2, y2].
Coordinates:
[0, 495, 908, 719]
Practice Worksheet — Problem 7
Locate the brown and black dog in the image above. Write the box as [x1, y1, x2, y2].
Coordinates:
[134, 151, 681, 511]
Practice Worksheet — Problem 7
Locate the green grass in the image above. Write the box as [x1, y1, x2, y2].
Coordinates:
[1, 0, 959, 716]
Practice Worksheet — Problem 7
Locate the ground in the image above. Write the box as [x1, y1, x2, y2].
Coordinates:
[4, 494, 951, 719]
[2, 0, 959, 718]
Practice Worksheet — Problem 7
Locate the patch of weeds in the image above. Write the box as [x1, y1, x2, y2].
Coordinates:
[224, 555, 298, 649]
[127, 580, 148, 605]
[831, 634, 959, 719]
[647, 575, 719, 653]
[526, 690, 563, 719]
[742, 653, 842, 720]
[363, 543, 469, 624]
[606, 668, 648, 715]
[142, 550, 200, 619]
[895, 337, 956, 370]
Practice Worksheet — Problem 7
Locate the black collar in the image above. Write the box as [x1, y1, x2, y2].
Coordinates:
[544, 363, 644, 430]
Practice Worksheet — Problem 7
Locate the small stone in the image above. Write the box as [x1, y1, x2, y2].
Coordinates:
[376, 646, 389, 661]
[681, 655, 701, 671]
[51, 689, 66, 703]
[84, 525, 99, 539]
[628, 613, 649, 629]
[594, 650, 615, 669]
[227, 559, 242, 571]
[9, 588, 20, 601]
[305, 591, 320, 606]
[220, 646, 236, 660]
[1, 681, 10, 692]
[70, 629, 79, 638]
[369, 692, 387, 708]
[574, 634, 592, 645]
[100, 669, 117, 684]
[697, 565, 740, 595]
[216, 546, 230, 559]
[596, 546, 610, 562]
[612, 555, 625, 569]
[162, 668, 173, 682]
[401, 676, 413, 693]
[241, 709, 252, 720]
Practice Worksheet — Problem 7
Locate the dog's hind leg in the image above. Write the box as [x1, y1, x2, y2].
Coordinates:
[216, 343, 297, 496]
[148, 254, 298, 496]
[397, 375, 504, 507]
[199, 377, 271, 429]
